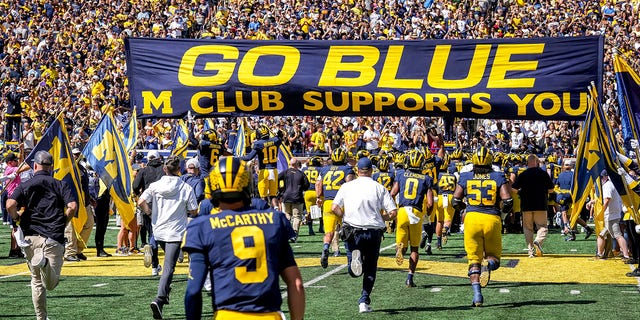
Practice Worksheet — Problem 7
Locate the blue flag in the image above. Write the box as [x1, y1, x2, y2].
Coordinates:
[122, 109, 139, 153]
[233, 118, 247, 157]
[277, 143, 294, 173]
[25, 114, 86, 233]
[614, 54, 640, 147]
[171, 119, 189, 159]
[82, 112, 136, 227]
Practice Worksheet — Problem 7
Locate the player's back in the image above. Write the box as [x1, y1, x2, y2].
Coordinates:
[199, 140, 224, 171]
[254, 137, 282, 169]
[185, 208, 295, 313]
[303, 165, 321, 191]
[320, 165, 354, 200]
[396, 171, 431, 208]
[556, 171, 573, 191]
[459, 171, 506, 215]
[437, 171, 457, 194]
[373, 170, 395, 192]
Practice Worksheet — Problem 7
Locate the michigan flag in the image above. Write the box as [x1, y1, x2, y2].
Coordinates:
[122, 109, 139, 153]
[614, 54, 640, 147]
[233, 118, 247, 157]
[171, 119, 189, 159]
[83, 112, 136, 228]
[277, 143, 294, 173]
[203, 118, 215, 131]
[25, 114, 87, 233]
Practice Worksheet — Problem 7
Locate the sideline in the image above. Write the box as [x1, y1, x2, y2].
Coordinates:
[283, 243, 397, 299]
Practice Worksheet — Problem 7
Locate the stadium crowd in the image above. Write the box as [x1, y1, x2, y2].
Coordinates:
[0, 0, 639, 157]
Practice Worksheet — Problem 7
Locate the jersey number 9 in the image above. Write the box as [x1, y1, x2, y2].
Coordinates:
[231, 226, 268, 284]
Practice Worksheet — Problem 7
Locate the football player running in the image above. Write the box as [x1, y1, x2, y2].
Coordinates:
[316, 148, 355, 268]
[390, 150, 434, 287]
[183, 157, 305, 320]
[452, 147, 512, 307]
[241, 124, 283, 208]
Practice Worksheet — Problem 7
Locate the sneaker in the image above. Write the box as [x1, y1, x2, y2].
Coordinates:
[442, 229, 449, 246]
[479, 260, 490, 288]
[320, 249, 329, 269]
[472, 292, 484, 307]
[395, 243, 404, 266]
[77, 253, 87, 260]
[150, 300, 163, 319]
[436, 244, 443, 250]
[333, 250, 340, 257]
[626, 268, 640, 277]
[97, 250, 112, 257]
[358, 302, 373, 313]
[564, 235, 576, 241]
[128, 248, 141, 255]
[350, 250, 363, 277]
[143, 244, 152, 268]
[419, 231, 427, 249]
[64, 255, 80, 262]
[533, 240, 543, 257]
[114, 248, 128, 257]
[151, 265, 162, 277]
[625, 258, 638, 264]
[528, 254, 535, 258]
[425, 244, 432, 255]
[30, 247, 47, 269]
[584, 227, 594, 240]
[405, 278, 416, 287]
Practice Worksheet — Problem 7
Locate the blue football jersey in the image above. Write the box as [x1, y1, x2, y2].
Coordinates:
[243, 137, 282, 169]
[437, 172, 457, 194]
[556, 171, 573, 191]
[182, 208, 296, 313]
[396, 170, 433, 208]
[373, 171, 395, 192]
[319, 165, 354, 200]
[458, 171, 507, 215]
[199, 140, 224, 174]
[302, 166, 321, 191]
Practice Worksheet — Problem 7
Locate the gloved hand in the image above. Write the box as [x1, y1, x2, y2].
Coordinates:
[618, 166, 627, 176]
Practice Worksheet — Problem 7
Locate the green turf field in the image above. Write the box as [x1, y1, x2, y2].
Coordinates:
[1, 218, 638, 319]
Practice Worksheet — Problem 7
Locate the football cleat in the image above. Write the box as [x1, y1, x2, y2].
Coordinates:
[395, 243, 404, 266]
[442, 232, 449, 246]
[533, 240, 543, 257]
[479, 260, 490, 288]
[405, 278, 416, 288]
[358, 302, 373, 313]
[472, 292, 484, 307]
[425, 244, 433, 255]
[419, 232, 427, 249]
[584, 227, 594, 240]
[320, 249, 329, 269]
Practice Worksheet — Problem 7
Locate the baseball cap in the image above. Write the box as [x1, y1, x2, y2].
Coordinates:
[72, 148, 81, 155]
[186, 158, 200, 169]
[357, 157, 372, 170]
[34, 151, 53, 165]
[147, 150, 160, 160]
[600, 169, 608, 177]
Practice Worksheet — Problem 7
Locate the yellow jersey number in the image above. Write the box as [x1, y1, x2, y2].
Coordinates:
[323, 170, 345, 191]
[403, 177, 419, 200]
[466, 180, 497, 206]
[208, 147, 221, 167]
[438, 175, 456, 192]
[305, 168, 319, 185]
[231, 226, 268, 284]
[261, 145, 278, 165]
[377, 175, 393, 191]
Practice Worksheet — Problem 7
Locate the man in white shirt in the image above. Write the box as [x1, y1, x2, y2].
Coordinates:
[139, 155, 198, 319]
[510, 125, 524, 152]
[332, 157, 397, 313]
[363, 123, 380, 155]
[596, 170, 631, 261]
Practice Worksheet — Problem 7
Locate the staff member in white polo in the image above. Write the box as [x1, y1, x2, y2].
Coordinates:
[332, 157, 397, 314]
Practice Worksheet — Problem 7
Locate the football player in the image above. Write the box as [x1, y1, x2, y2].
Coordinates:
[390, 150, 433, 287]
[373, 157, 396, 233]
[435, 165, 457, 247]
[303, 156, 323, 235]
[183, 157, 305, 320]
[316, 148, 355, 268]
[241, 124, 283, 208]
[452, 147, 512, 307]
[419, 147, 443, 253]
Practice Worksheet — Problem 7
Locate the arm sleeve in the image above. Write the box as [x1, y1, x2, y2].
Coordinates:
[278, 214, 297, 271]
[381, 187, 397, 213]
[195, 179, 205, 203]
[59, 180, 77, 205]
[240, 148, 258, 161]
[184, 252, 208, 320]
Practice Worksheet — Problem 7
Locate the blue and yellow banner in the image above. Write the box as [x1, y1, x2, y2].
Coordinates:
[82, 112, 136, 228]
[614, 54, 640, 146]
[171, 119, 189, 159]
[122, 109, 138, 153]
[25, 114, 86, 233]
[126, 37, 603, 120]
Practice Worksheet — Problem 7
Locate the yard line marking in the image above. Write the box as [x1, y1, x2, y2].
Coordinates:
[92, 283, 108, 287]
[283, 243, 397, 299]
[0, 271, 28, 279]
[430, 287, 442, 293]
[621, 290, 639, 294]
[499, 289, 510, 293]
[569, 290, 581, 295]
